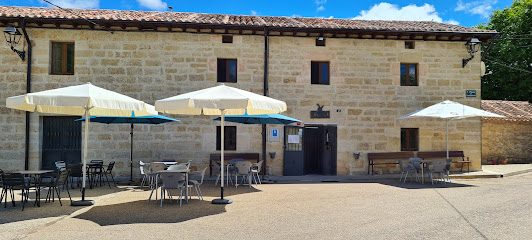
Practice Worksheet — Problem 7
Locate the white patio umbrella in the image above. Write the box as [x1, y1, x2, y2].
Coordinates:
[398, 100, 504, 159]
[6, 82, 156, 206]
[155, 83, 287, 204]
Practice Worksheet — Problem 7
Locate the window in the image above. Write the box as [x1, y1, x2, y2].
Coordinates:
[311, 61, 329, 85]
[401, 128, 419, 151]
[217, 59, 237, 82]
[222, 35, 233, 43]
[216, 126, 236, 151]
[405, 41, 415, 49]
[51, 42, 74, 75]
[400, 63, 417, 86]
[316, 37, 326, 46]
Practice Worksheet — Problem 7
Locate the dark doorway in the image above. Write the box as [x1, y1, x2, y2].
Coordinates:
[303, 125, 337, 175]
[42, 116, 82, 170]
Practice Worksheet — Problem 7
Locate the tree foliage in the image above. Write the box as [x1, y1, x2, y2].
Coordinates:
[477, 0, 532, 102]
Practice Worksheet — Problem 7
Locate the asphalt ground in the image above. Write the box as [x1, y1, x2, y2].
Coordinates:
[1, 170, 531, 240]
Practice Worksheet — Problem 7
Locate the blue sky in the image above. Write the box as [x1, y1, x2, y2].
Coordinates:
[1, 0, 515, 27]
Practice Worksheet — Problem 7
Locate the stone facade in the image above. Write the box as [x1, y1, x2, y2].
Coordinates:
[0, 27, 484, 177]
[482, 120, 532, 164]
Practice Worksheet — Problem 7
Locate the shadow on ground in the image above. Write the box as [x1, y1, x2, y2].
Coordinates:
[269, 178, 476, 189]
[75, 184, 261, 226]
[0, 186, 126, 224]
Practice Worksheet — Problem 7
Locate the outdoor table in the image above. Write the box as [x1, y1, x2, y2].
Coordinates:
[17, 170, 54, 207]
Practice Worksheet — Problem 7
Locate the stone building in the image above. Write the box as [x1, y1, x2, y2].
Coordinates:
[0, 6, 496, 178]
[481, 100, 532, 164]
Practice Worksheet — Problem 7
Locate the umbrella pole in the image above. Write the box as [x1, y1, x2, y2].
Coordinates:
[212, 110, 232, 204]
[71, 108, 95, 206]
[130, 123, 133, 182]
[446, 119, 449, 160]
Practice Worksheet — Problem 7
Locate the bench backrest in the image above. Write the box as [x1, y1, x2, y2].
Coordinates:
[417, 151, 464, 159]
[367, 151, 415, 160]
[210, 153, 260, 162]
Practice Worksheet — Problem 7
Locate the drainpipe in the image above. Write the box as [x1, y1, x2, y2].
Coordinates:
[20, 18, 32, 170]
[262, 27, 269, 177]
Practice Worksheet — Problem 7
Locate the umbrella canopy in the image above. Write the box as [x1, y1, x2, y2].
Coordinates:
[76, 113, 180, 181]
[399, 100, 504, 159]
[155, 83, 286, 116]
[155, 83, 287, 204]
[6, 82, 155, 206]
[213, 113, 301, 125]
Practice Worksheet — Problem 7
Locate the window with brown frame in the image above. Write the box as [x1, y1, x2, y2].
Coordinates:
[217, 59, 237, 82]
[311, 61, 330, 85]
[401, 128, 419, 151]
[51, 42, 74, 75]
[400, 63, 417, 86]
[216, 126, 237, 151]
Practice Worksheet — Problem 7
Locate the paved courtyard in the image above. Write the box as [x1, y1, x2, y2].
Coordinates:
[1, 172, 531, 240]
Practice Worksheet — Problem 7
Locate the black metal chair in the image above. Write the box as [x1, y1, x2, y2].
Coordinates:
[43, 169, 72, 206]
[103, 161, 116, 188]
[89, 160, 105, 187]
[67, 164, 83, 189]
[2, 173, 29, 211]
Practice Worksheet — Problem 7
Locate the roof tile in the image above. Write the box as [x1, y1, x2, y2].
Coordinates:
[0, 6, 495, 33]
[481, 100, 532, 122]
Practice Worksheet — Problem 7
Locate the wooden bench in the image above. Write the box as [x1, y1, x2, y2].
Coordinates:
[367, 151, 415, 175]
[209, 153, 260, 177]
[417, 151, 471, 172]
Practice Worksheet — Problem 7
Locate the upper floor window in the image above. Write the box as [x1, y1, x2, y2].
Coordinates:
[405, 41, 415, 49]
[401, 128, 419, 151]
[400, 63, 417, 86]
[216, 126, 237, 151]
[217, 59, 237, 82]
[222, 35, 233, 43]
[311, 61, 329, 85]
[51, 42, 74, 75]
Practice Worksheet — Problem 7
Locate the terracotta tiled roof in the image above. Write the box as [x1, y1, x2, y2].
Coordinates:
[0, 6, 495, 34]
[481, 100, 532, 122]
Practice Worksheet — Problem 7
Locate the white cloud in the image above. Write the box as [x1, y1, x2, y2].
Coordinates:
[444, 19, 460, 25]
[250, 10, 258, 15]
[46, 0, 99, 9]
[455, 0, 496, 18]
[315, 0, 327, 12]
[354, 3, 444, 22]
[136, 0, 168, 10]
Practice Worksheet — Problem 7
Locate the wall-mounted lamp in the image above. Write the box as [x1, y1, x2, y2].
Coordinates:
[462, 38, 481, 68]
[3, 25, 25, 61]
[316, 37, 325, 46]
[269, 151, 276, 159]
[353, 152, 361, 160]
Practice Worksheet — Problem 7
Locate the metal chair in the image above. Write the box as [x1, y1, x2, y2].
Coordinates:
[67, 164, 83, 189]
[158, 171, 186, 207]
[103, 161, 116, 188]
[234, 161, 252, 188]
[251, 160, 264, 185]
[43, 169, 72, 206]
[188, 167, 207, 201]
[398, 159, 417, 183]
[146, 162, 167, 203]
[444, 159, 453, 183]
[2, 173, 29, 211]
[427, 160, 447, 185]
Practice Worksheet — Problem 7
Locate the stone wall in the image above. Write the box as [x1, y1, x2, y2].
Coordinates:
[482, 120, 532, 163]
[0, 27, 483, 176]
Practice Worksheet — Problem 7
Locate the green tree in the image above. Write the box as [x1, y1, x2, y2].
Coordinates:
[477, 0, 532, 102]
